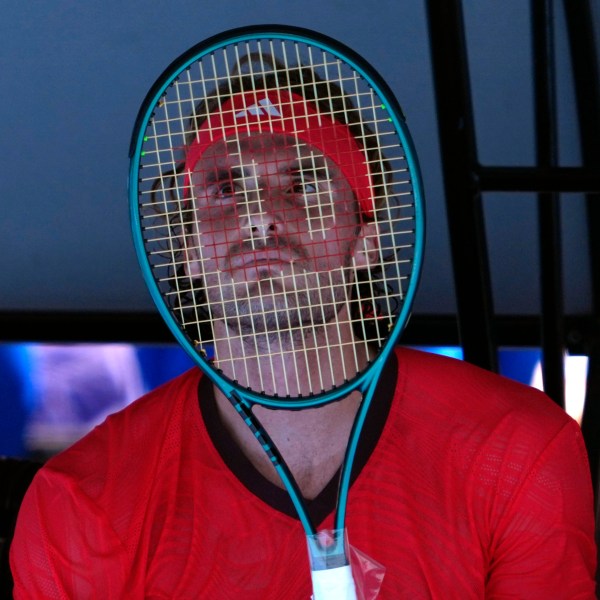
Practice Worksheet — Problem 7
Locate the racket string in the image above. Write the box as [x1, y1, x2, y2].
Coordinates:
[137, 37, 418, 397]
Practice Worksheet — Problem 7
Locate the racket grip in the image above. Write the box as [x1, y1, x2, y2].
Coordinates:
[307, 529, 358, 600]
[311, 564, 357, 600]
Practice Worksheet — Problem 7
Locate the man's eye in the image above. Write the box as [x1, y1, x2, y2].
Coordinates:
[289, 180, 318, 196]
[218, 183, 238, 196]
[207, 182, 240, 199]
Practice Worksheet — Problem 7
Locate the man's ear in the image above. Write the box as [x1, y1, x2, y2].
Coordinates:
[352, 221, 379, 269]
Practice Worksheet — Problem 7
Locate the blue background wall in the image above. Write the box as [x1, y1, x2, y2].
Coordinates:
[1, 0, 596, 317]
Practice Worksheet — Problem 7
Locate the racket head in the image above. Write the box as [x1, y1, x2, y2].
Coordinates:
[129, 25, 425, 409]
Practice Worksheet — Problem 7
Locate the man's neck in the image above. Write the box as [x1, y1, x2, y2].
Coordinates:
[211, 305, 373, 397]
[212, 385, 363, 500]
[208, 304, 374, 498]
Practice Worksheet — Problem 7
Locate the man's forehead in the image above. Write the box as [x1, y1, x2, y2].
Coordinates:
[200, 132, 332, 168]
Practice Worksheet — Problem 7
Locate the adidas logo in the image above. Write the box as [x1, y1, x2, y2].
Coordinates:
[235, 97, 282, 119]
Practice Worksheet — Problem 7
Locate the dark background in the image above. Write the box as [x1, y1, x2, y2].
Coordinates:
[2, 0, 596, 321]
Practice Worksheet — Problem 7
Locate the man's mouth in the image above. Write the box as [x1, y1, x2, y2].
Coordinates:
[226, 239, 302, 273]
[232, 249, 294, 269]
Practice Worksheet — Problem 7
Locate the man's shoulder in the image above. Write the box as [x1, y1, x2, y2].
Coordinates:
[395, 346, 573, 434]
[102, 366, 203, 434]
[390, 347, 586, 494]
[40, 367, 203, 491]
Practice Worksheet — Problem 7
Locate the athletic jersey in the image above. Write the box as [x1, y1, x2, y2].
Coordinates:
[10, 347, 597, 598]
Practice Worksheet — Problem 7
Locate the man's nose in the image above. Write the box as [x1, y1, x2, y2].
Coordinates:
[239, 187, 281, 239]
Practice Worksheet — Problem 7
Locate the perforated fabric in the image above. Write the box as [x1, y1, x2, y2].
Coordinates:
[10, 348, 596, 598]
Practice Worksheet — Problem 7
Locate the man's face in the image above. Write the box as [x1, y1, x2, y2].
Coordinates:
[186, 132, 371, 339]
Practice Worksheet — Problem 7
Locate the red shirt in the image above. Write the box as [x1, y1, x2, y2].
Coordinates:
[11, 347, 597, 598]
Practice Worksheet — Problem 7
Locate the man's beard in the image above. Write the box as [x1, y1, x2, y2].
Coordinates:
[205, 266, 350, 345]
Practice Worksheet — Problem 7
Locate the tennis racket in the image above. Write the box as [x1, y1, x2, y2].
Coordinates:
[129, 24, 424, 599]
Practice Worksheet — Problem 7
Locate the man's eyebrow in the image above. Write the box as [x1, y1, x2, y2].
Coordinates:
[287, 155, 332, 179]
[203, 167, 247, 184]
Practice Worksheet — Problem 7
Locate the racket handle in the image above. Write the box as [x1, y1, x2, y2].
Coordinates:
[311, 564, 357, 600]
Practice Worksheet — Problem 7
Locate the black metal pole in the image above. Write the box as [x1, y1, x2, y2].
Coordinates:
[478, 166, 600, 193]
[532, 0, 565, 408]
[563, 0, 600, 511]
[426, 0, 498, 372]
